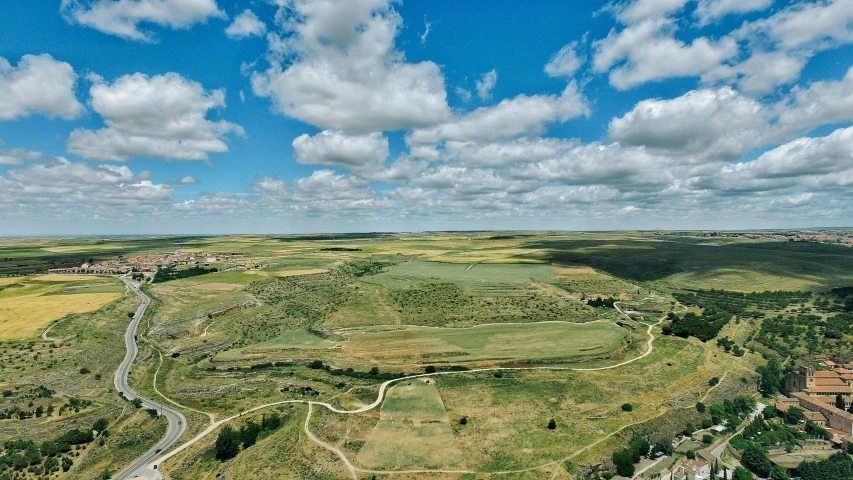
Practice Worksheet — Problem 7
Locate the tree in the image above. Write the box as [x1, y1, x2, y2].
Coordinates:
[612, 449, 635, 477]
[696, 401, 706, 413]
[629, 435, 650, 462]
[93, 418, 109, 433]
[547, 419, 557, 430]
[757, 357, 783, 396]
[784, 406, 805, 425]
[425, 365, 436, 374]
[741, 444, 773, 478]
[146, 408, 159, 418]
[130, 398, 143, 408]
[836, 394, 846, 410]
[621, 403, 633, 412]
[239, 421, 262, 449]
[702, 434, 714, 445]
[732, 467, 754, 480]
[215, 425, 241, 460]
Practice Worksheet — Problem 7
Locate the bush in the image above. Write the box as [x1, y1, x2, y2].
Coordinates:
[709, 377, 720, 387]
[215, 425, 241, 460]
[369, 367, 379, 375]
[459, 416, 467, 425]
[130, 398, 143, 408]
[494, 371, 503, 378]
[79, 367, 90, 375]
[146, 408, 159, 418]
[702, 434, 714, 444]
[612, 449, 635, 477]
[621, 403, 633, 412]
[547, 419, 557, 430]
[171, 352, 180, 358]
[308, 360, 324, 369]
[424, 365, 436, 374]
[696, 402, 706, 413]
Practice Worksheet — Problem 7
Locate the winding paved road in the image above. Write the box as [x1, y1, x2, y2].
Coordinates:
[115, 278, 186, 480]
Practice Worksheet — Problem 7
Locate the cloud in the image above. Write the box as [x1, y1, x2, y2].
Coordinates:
[0, 158, 174, 218]
[408, 82, 589, 146]
[61, 0, 225, 42]
[544, 42, 583, 78]
[251, 0, 450, 133]
[67, 72, 243, 161]
[455, 86, 472, 102]
[736, 0, 853, 51]
[0, 54, 83, 121]
[292, 130, 389, 169]
[225, 9, 266, 39]
[703, 51, 807, 95]
[0, 147, 44, 165]
[614, 0, 690, 23]
[169, 175, 199, 185]
[608, 86, 771, 162]
[476, 69, 497, 100]
[778, 66, 853, 132]
[420, 16, 432, 45]
[694, 0, 772, 26]
[593, 18, 738, 89]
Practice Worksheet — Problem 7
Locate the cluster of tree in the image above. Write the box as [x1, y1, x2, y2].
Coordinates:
[0, 420, 102, 477]
[153, 265, 218, 283]
[717, 337, 745, 356]
[336, 259, 392, 277]
[663, 309, 733, 342]
[1, 396, 90, 421]
[795, 451, 853, 480]
[611, 434, 650, 477]
[215, 413, 284, 461]
[675, 289, 811, 317]
[587, 296, 616, 308]
[757, 357, 784, 396]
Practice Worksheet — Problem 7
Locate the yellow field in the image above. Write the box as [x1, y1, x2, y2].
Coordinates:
[244, 268, 329, 277]
[32, 274, 103, 282]
[0, 277, 24, 287]
[0, 292, 123, 340]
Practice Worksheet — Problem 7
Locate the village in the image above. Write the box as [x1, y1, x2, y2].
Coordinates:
[45, 250, 253, 276]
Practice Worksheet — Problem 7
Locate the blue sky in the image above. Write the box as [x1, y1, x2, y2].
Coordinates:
[1, 0, 853, 234]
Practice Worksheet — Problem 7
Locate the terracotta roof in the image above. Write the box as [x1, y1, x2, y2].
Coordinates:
[803, 411, 827, 422]
[805, 385, 853, 394]
[813, 377, 848, 387]
[813, 371, 841, 377]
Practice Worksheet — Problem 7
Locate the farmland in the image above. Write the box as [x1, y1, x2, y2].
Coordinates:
[0, 231, 851, 479]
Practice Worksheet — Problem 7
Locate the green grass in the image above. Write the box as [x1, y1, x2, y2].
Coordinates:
[228, 321, 628, 368]
[356, 379, 463, 468]
[363, 260, 557, 292]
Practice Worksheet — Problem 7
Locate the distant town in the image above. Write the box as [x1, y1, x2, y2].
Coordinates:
[46, 250, 254, 276]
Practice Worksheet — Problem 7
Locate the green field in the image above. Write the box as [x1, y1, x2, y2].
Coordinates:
[357, 379, 463, 468]
[363, 260, 557, 292]
[224, 321, 629, 368]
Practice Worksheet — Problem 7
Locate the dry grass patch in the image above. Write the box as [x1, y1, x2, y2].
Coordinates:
[31, 274, 104, 282]
[190, 282, 243, 291]
[357, 378, 463, 469]
[553, 266, 597, 276]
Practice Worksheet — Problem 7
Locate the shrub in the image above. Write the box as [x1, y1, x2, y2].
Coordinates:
[425, 365, 436, 374]
[621, 403, 633, 412]
[171, 352, 180, 358]
[369, 367, 379, 375]
[696, 402, 706, 413]
[79, 367, 90, 375]
[709, 377, 720, 387]
[308, 360, 324, 369]
[459, 416, 467, 425]
[494, 371, 503, 378]
[702, 434, 714, 444]
[612, 449, 635, 477]
[547, 419, 557, 430]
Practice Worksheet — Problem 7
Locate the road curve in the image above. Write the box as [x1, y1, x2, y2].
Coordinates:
[115, 277, 187, 480]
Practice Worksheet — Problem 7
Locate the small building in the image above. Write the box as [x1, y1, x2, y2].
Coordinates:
[671, 458, 711, 480]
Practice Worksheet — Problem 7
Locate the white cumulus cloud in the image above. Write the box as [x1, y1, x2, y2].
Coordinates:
[61, 0, 225, 42]
[225, 9, 266, 39]
[0, 54, 83, 121]
[292, 130, 389, 169]
[67, 72, 243, 161]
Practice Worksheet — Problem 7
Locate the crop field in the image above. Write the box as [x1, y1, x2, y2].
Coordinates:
[0, 276, 124, 340]
[357, 379, 463, 468]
